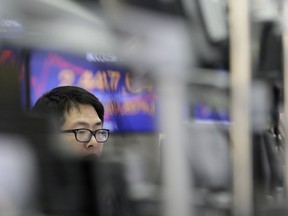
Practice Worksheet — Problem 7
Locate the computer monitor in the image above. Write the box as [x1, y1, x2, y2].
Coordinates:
[28, 49, 158, 133]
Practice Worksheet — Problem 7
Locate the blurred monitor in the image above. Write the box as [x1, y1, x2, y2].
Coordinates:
[0, 45, 28, 109]
[28, 49, 158, 133]
[0, 45, 20, 63]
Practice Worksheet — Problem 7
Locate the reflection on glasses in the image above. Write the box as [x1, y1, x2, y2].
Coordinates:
[61, 128, 110, 143]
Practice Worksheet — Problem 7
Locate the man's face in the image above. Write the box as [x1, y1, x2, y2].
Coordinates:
[61, 104, 104, 157]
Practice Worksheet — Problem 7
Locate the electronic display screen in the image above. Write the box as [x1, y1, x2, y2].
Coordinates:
[29, 50, 158, 132]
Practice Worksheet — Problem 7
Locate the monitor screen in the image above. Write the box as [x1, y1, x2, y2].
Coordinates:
[0, 46, 20, 63]
[29, 50, 158, 132]
[0, 45, 29, 109]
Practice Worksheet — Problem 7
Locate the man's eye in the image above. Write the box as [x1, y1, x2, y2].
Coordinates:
[77, 130, 87, 135]
[99, 131, 108, 137]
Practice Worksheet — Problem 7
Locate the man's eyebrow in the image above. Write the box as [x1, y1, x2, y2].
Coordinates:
[94, 121, 103, 127]
[71, 120, 102, 128]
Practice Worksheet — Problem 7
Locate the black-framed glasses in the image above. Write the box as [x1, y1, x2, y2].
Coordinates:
[61, 128, 110, 143]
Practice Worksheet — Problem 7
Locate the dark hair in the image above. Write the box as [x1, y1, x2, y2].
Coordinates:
[31, 86, 104, 125]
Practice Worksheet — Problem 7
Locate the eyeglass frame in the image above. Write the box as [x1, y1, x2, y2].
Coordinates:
[61, 128, 110, 143]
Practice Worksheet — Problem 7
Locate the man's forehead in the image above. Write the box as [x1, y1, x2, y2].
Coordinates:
[65, 104, 97, 115]
[66, 103, 90, 112]
[64, 104, 101, 122]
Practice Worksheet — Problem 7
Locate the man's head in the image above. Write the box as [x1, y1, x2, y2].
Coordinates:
[32, 86, 108, 156]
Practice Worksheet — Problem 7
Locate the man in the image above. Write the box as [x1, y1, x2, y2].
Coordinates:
[32, 85, 109, 157]
[32, 86, 133, 216]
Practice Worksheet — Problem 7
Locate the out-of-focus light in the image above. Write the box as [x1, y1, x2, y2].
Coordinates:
[0, 19, 22, 29]
[86, 52, 120, 63]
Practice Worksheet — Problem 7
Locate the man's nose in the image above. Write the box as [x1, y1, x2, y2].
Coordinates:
[85, 135, 98, 148]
